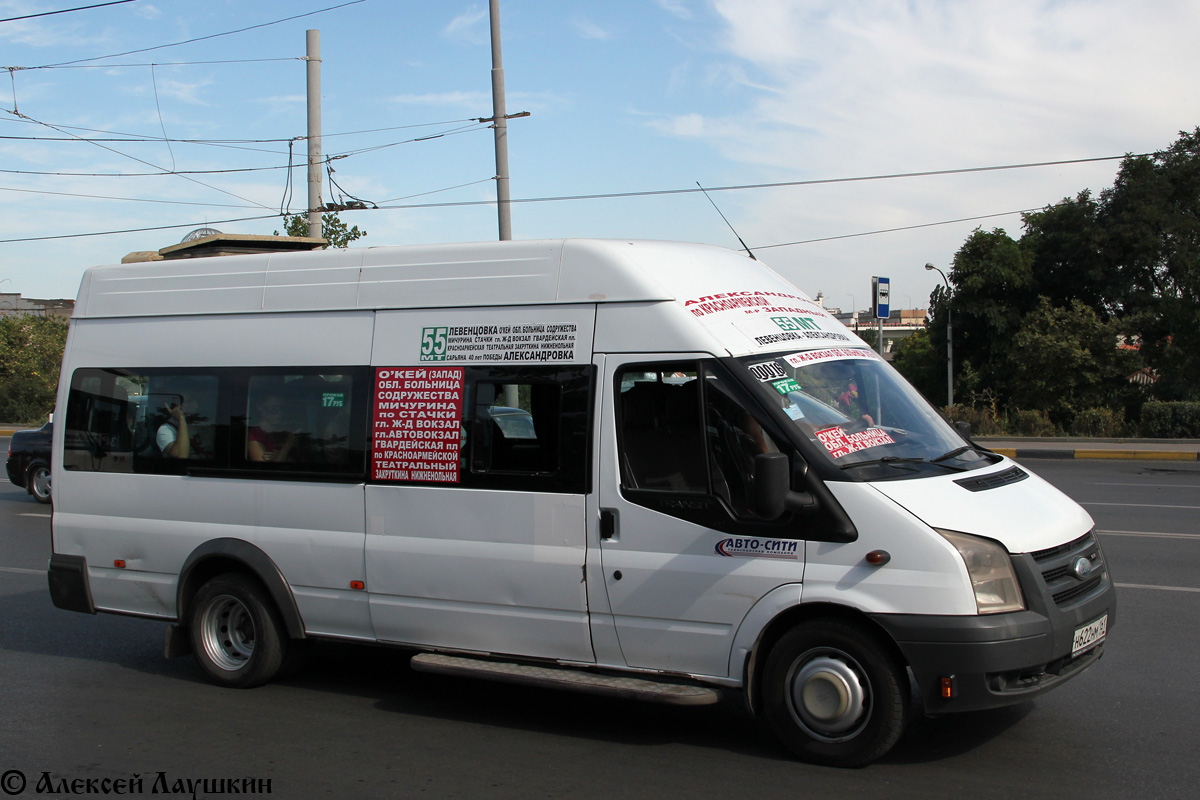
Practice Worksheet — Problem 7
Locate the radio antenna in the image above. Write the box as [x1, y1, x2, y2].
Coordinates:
[696, 181, 756, 260]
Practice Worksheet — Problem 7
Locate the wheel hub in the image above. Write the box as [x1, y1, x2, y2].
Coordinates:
[199, 594, 255, 671]
[789, 654, 868, 739]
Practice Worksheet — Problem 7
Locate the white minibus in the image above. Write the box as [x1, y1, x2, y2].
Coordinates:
[48, 239, 1114, 766]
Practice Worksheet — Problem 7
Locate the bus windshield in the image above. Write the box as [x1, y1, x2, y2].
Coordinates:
[739, 347, 996, 478]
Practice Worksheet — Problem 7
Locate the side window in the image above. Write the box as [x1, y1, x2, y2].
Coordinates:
[64, 368, 220, 474]
[616, 361, 783, 522]
[239, 370, 366, 474]
[616, 364, 706, 492]
[369, 365, 591, 493]
[704, 367, 782, 516]
[461, 366, 591, 492]
[471, 381, 559, 474]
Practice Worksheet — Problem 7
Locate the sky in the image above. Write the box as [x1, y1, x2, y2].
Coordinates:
[2, 0, 1199, 313]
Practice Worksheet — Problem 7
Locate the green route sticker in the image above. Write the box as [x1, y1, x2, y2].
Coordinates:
[772, 377, 802, 395]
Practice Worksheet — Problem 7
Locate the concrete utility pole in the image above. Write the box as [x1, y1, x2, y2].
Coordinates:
[306, 29, 323, 239]
[489, 0, 512, 240]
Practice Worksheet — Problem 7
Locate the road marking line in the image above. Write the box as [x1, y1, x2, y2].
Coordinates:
[1116, 582, 1200, 593]
[1082, 502, 1200, 510]
[1098, 530, 1200, 540]
[1091, 482, 1200, 489]
[0, 566, 43, 575]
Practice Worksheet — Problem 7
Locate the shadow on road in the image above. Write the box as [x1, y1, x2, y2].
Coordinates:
[0, 581, 1031, 766]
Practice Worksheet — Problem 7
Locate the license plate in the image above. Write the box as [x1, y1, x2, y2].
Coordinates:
[1072, 614, 1108, 656]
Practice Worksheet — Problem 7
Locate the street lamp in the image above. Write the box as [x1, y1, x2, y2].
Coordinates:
[925, 263, 953, 408]
[845, 293, 857, 330]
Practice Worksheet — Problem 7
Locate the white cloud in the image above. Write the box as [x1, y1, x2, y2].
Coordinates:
[643, 0, 1200, 303]
[656, 0, 693, 20]
[702, 0, 1200, 173]
[571, 17, 611, 41]
[389, 91, 490, 109]
[133, 2, 162, 19]
[443, 5, 488, 44]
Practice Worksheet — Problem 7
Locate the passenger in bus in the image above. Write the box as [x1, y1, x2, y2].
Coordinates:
[827, 362, 875, 427]
[248, 392, 298, 463]
[157, 400, 191, 459]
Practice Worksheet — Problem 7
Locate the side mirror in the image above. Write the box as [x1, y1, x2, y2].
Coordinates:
[752, 453, 818, 520]
[954, 420, 972, 440]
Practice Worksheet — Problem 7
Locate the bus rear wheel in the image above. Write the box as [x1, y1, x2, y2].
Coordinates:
[189, 573, 286, 688]
[762, 619, 908, 767]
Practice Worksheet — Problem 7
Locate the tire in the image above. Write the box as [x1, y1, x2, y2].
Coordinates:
[762, 619, 909, 767]
[27, 463, 52, 505]
[189, 573, 287, 688]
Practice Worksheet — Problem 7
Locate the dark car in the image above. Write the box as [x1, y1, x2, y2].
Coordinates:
[5, 418, 52, 504]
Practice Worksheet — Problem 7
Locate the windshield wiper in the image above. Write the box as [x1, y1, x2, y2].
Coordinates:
[840, 456, 925, 471]
[931, 445, 990, 463]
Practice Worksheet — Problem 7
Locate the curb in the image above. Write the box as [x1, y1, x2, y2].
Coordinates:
[989, 448, 1200, 461]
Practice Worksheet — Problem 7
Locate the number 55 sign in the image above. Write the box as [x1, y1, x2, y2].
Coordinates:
[420, 327, 449, 361]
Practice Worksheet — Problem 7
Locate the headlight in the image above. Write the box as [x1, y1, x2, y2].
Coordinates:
[937, 529, 1025, 614]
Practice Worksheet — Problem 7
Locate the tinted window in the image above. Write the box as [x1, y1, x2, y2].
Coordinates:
[64, 369, 220, 475]
[238, 371, 365, 474]
[370, 365, 592, 493]
[616, 361, 783, 522]
[64, 367, 368, 479]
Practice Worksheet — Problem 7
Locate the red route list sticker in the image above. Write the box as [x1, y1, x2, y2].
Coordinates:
[815, 426, 895, 459]
[373, 367, 464, 482]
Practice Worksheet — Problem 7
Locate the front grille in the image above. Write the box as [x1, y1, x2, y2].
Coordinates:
[1053, 575, 1103, 605]
[954, 465, 1029, 492]
[1030, 530, 1105, 608]
[1032, 531, 1093, 562]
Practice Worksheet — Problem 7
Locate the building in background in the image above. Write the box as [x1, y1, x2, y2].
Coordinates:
[0, 293, 73, 319]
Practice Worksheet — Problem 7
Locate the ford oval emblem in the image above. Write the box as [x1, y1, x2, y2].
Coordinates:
[1072, 556, 1095, 580]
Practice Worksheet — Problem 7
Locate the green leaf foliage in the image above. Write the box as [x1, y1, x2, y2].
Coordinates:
[928, 127, 1200, 429]
[0, 315, 69, 423]
[275, 211, 367, 249]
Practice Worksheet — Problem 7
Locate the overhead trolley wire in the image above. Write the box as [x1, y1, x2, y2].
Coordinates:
[0, 184, 262, 208]
[27, 0, 369, 69]
[4, 109, 275, 210]
[14, 58, 301, 70]
[752, 209, 1043, 250]
[0, 213, 284, 244]
[0, 154, 1136, 247]
[369, 155, 1135, 211]
[0, 0, 142, 25]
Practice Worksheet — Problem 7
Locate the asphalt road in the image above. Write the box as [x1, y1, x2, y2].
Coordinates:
[1, 451, 1197, 799]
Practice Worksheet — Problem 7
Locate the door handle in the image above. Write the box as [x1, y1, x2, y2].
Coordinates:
[600, 508, 617, 540]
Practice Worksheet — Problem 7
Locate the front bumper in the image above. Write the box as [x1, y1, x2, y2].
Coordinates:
[872, 530, 1115, 715]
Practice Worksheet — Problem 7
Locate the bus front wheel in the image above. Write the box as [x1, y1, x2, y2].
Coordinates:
[762, 619, 909, 767]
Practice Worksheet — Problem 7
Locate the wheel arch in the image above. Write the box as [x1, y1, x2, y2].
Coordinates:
[743, 601, 909, 717]
[25, 457, 50, 489]
[177, 539, 306, 640]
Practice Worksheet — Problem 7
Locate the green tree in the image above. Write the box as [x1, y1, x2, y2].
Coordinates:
[1098, 128, 1200, 400]
[0, 315, 69, 422]
[890, 328, 945, 406]
[928, 228, 1036, 406]
[1007, 298, 1141, 427]
[275, 211, 367, 249]
[1020, 190, 1115, 317]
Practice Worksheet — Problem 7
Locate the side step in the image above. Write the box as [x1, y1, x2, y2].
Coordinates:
[410, 653, 722, 706]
